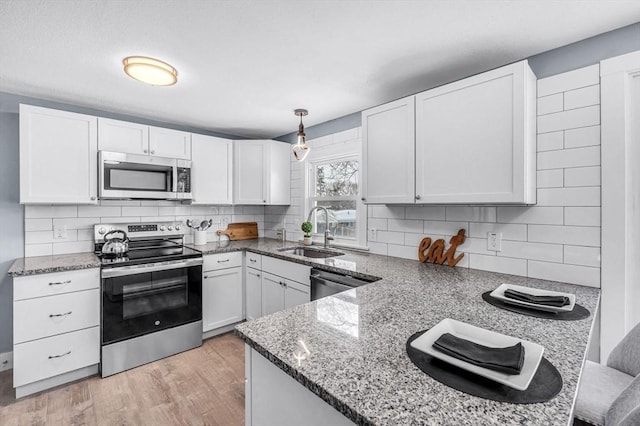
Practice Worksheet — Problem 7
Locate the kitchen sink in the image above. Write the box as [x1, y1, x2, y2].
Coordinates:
[278, 246, 345, 259]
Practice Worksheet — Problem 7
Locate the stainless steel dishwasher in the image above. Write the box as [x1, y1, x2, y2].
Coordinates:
[310, 269, 377, 301]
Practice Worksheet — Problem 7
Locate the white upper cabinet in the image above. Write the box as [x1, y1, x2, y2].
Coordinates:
[97, 118, 148, 155]
[149, 126, 191, 159]
[234, 140, 290, 205]
[98, 118, 191, 159]
[362, 60, 536, 205]
[191, 134, 233, 205]
[20, 104, 98, 204]
[361, 96, 415, 204]
[415, 60, 536, 204]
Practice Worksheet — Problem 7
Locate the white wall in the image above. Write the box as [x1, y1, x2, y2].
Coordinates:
[24, 201, 265, 256]
[268, 64, 602, 289]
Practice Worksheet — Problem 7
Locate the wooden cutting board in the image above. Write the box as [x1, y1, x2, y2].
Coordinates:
[216, 222, 259, 240]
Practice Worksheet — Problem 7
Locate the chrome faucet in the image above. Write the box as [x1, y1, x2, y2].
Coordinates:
[307, 206, 335, 248]
[276, 227, 287, 246]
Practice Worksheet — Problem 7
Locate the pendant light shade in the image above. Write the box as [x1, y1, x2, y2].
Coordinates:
[123, 56, 178, 86]
[292, 109, 310, 161]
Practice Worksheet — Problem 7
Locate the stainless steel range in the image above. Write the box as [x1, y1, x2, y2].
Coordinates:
[94, 221, 203, 377]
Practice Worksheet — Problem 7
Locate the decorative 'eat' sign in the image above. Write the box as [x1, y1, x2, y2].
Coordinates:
[418, 229, 466, 267]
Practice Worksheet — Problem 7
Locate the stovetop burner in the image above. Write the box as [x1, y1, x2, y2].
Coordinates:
[95, 221, 202, 268]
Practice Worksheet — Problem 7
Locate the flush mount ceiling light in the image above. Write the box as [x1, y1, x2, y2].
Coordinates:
[292, 109, 310, 161]
[123, 56, 178, 86]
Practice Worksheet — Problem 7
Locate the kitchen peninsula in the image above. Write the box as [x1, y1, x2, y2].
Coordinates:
[232, 241, 600, 426]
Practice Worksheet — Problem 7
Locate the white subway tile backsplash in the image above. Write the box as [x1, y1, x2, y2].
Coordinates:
[370, 205, 405, 219]
[52, 241, 94, 255]
[564, 245, 600, 267]
[368, 241, 388, 256]
[564, 125, 600, 148]
[537, 187, 600, 207]
[77, 206, 122, 217]
[469, 254, 527, 276]
[528, 225, 600, 247]
[463, 237, 495, 256]
[388, 244, 419, 261]
[101, 216, 140, 224]
[565, 207, 600, 227]
[537, 64, 599, 97]
[388, 219, 424, 233]
[564, 85, 600, 110]
[497, 206, 564, 225]
[424, 221, 469, 237]
[25, 205, 77, 218]
[564, 166, 600, 187]
[376, 230, 405, 245]
[528, 260, 600, 287]
[537, 131, 564, 152]
[121, 206, 159, 217]
[25, 244, 51, 257]
[469, 223, 526, 241]
[537, 93, 563, 115]
[25, 218, 52, 231]
[100, 199, 140, 206]
[158, 206, 191, 216]
[537, 105, 600, 133]
[405, 206, 446, 221]
[368, 218, 388, 231]
[445, 206, 496, 222]
[404, 232, 426, 247]
[537, 146, 600, 170]
[499, 240, 563, 263]
[536, 169, 563, 188]
[52, 217, 97, 230]
[77, 229, 94, 241]
[25, 231, 54, 244]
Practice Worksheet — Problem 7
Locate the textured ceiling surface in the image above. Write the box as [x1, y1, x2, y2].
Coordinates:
[1, 0, 639, 138]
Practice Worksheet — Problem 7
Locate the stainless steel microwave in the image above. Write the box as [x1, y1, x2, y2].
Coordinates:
[99, 151, 192, 200]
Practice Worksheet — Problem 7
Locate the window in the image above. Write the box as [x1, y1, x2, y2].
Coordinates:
[308, 156, 366, 247]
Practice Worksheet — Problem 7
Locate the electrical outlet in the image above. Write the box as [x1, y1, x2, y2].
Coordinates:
[369, 228, 377, 241]
[487, 232, 502, 251]
[0, 352, 13, 372]
[53, 224, 67, 240]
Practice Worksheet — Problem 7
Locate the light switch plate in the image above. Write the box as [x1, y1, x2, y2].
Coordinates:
[0, 352, 13, 372]
[53, 224, 67, 239]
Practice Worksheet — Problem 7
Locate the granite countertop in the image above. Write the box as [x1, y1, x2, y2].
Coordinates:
[8, 252, 101, 276]
[231, 240, 600, 426]
[8, 238, 599, 425]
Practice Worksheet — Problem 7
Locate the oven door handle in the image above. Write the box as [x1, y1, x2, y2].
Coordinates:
[101, 257, 203, 278]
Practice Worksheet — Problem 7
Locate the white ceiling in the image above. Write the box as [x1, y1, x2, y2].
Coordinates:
[1, 1, 639, 139]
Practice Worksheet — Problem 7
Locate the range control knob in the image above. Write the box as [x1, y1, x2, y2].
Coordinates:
[98, 227, 107, 235]
[159, 225, 166, 231]
[175, 225, 181, 231]
[168, 225, 173, 231]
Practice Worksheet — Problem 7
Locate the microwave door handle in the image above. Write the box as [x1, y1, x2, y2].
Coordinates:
[172, 162, 178, 195]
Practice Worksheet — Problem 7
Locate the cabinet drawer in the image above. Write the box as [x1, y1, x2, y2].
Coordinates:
[204, 252, 243, 271]
[14, 289, 100, 344]
[245, 252, 262, 269]
[262, 256, 311, 286]
[13, 326, 100, 387]
[13, 268, 100, 301]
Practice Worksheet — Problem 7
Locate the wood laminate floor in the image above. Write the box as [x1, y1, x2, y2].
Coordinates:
[0, 332, 245, 426]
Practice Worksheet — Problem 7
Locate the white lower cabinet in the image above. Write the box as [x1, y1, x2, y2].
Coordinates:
[13, 268, 100, 397]
[202, 252, 243, 333]
[260, 257, 311, 316]
[245, 267, 263, 320]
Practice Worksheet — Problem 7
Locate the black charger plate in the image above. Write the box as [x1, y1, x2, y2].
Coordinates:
[482, 291, 591, 321]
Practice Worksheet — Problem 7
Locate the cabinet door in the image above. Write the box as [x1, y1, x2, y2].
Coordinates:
[20, 105, 98, 204]
[267, 141, 291, 205]
[415, 61, 536, 204]
[202, 267, 243, 332]
[149, 126, 191, 159]
[245, 268, 262, 320]
[191, 134, 233, 204]
[97, 117, 148, 155]
[261, 272, 284, 316]
[284, 280, 310, 309]
[361, 96, 416, 204]
[234, 140, 267, 204]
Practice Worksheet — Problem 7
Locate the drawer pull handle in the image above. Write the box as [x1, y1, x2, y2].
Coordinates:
[49, 280, 71, 286]
[49, 311, 72, 318]
[250, 259, 257, 263]
[48, 350, 71, 359]
[217, 259, 230, 263]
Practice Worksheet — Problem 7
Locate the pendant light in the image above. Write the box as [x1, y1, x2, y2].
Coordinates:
[292, 109, 311, 161]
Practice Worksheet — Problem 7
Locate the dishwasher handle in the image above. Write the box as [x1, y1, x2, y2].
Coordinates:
[310, 275, 353, 292]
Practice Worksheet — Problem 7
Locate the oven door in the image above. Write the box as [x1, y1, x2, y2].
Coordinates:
[101, 257, 202, 345]
[99, 151, 177, 200]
